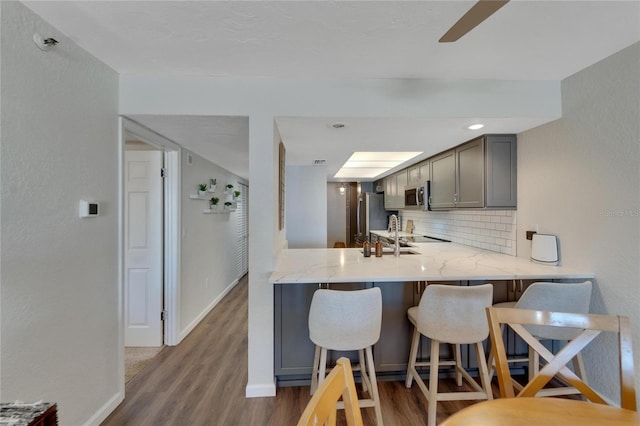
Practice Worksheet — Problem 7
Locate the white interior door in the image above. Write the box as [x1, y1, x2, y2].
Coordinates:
[124, 150, 163, 346]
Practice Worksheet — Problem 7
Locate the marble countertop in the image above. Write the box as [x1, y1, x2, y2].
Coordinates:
[270, 242, 594, 284]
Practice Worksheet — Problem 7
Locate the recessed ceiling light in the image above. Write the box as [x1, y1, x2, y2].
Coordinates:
[334, 152, 422, 179]
[468, 123, 484, 130]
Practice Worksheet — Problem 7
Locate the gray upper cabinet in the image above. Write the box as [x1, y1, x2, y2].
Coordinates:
[418, 161, 430, 185]
[456, 137, 485, 208]
[407, 164, 420, 187]
[384, 169, 407, 210]
[429, 134, 517, 210]
[429, 149, 456, 209]
[408, 160, 430, 187]
[383, 174, 395, 209]
[485, 135, 517, 208]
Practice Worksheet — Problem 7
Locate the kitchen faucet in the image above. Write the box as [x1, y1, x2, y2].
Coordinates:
[389, 214, 400, 257]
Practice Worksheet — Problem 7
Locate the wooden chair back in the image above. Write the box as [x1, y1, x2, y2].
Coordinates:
[486, 307, 636, 411]
[297, 357, 364, 426]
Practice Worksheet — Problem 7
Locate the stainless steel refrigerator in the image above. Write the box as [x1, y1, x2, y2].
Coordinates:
[356, 193, 389, 245]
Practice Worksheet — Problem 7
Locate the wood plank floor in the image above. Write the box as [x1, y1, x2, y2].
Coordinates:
[102, 275, 498, 425]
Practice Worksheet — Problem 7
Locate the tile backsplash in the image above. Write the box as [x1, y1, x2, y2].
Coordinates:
[400, 209, 517, 256]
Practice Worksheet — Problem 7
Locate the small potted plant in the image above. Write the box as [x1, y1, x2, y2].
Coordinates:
[209, 178, 217, 193]
[224, 201, 233, 210]
[233, 190, 241, 201]
[224, 183, 234, 194]
[210, 197, 220, 210]
[198, 183, 208, 196]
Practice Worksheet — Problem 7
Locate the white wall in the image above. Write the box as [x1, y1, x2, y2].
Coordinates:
[246, 116, 281, 397]
[327, 183, 348, 247]
[1, 3, 120, 424]
[517, 42, 640, 405]
[285, 166, 328, 248]
[179, 150, 246, 339]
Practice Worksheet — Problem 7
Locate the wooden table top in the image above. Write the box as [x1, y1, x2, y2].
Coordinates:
[441, 398, 640, 426]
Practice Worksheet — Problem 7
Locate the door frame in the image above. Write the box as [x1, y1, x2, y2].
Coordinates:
[118, 117, 181, 379]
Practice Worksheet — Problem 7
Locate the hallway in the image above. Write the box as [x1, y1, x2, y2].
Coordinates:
[103, 275, 312, 425]
[102, 275, 488, 425]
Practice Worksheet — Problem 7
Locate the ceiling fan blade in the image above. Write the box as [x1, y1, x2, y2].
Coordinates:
[439, 0, 509, 43]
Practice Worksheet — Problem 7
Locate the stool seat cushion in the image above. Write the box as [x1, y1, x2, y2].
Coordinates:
[415, 284, 493, 344]
[495, 281, 592, 340]
[309, 288, 382, 351]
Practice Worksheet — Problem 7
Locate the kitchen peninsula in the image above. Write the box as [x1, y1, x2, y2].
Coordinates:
[271, 243, 594, 386]
[270, 243, 593, 284]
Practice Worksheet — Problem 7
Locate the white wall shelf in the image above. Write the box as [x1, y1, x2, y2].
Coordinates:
[190, 193, 214, 200]
[192, 193, 236, 213]
[202, 208, 233, 214]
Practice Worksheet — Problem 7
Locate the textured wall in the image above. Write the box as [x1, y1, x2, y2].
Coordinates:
[1, 2, 120, 424]
[327, 182, 348, 247]
[179, 150, 246, 337]
[517, 42, 640, 405]
[285, 165, 328, 248]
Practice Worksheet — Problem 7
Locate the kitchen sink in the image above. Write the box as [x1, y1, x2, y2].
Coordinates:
[361, 248, 420, 256]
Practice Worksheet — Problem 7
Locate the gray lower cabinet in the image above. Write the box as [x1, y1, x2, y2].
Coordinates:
[274, 282, 366, 386]
[274, 279, 545, 386]
[372, 282, 415, 372]
[374, 281, 459, 373]
[274, 283, 317, 382]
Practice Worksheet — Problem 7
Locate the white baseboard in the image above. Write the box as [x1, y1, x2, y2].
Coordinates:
[82, 391, 123, 426]
[245, 380, 277, 398]
[178, 278, 239, 342]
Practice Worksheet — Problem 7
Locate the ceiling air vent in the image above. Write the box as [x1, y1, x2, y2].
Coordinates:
[313, 160, 326, 165]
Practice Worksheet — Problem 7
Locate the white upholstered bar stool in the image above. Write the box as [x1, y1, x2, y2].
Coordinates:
[308, 287, 384, 425]
[488, 281, 593, 392]
[405, 284, 494, 426]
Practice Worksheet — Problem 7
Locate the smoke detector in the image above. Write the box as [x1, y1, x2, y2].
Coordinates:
[33, 33, 59, 51]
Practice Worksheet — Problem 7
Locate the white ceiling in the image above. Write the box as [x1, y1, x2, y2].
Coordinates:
[128, 115, 249, 178]
[23, 1, 640, 180]
[277, 116, 553, 177]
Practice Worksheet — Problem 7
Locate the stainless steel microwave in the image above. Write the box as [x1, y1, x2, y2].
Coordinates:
[404, 186, 424, 208]
[404, 181, 431, 210]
